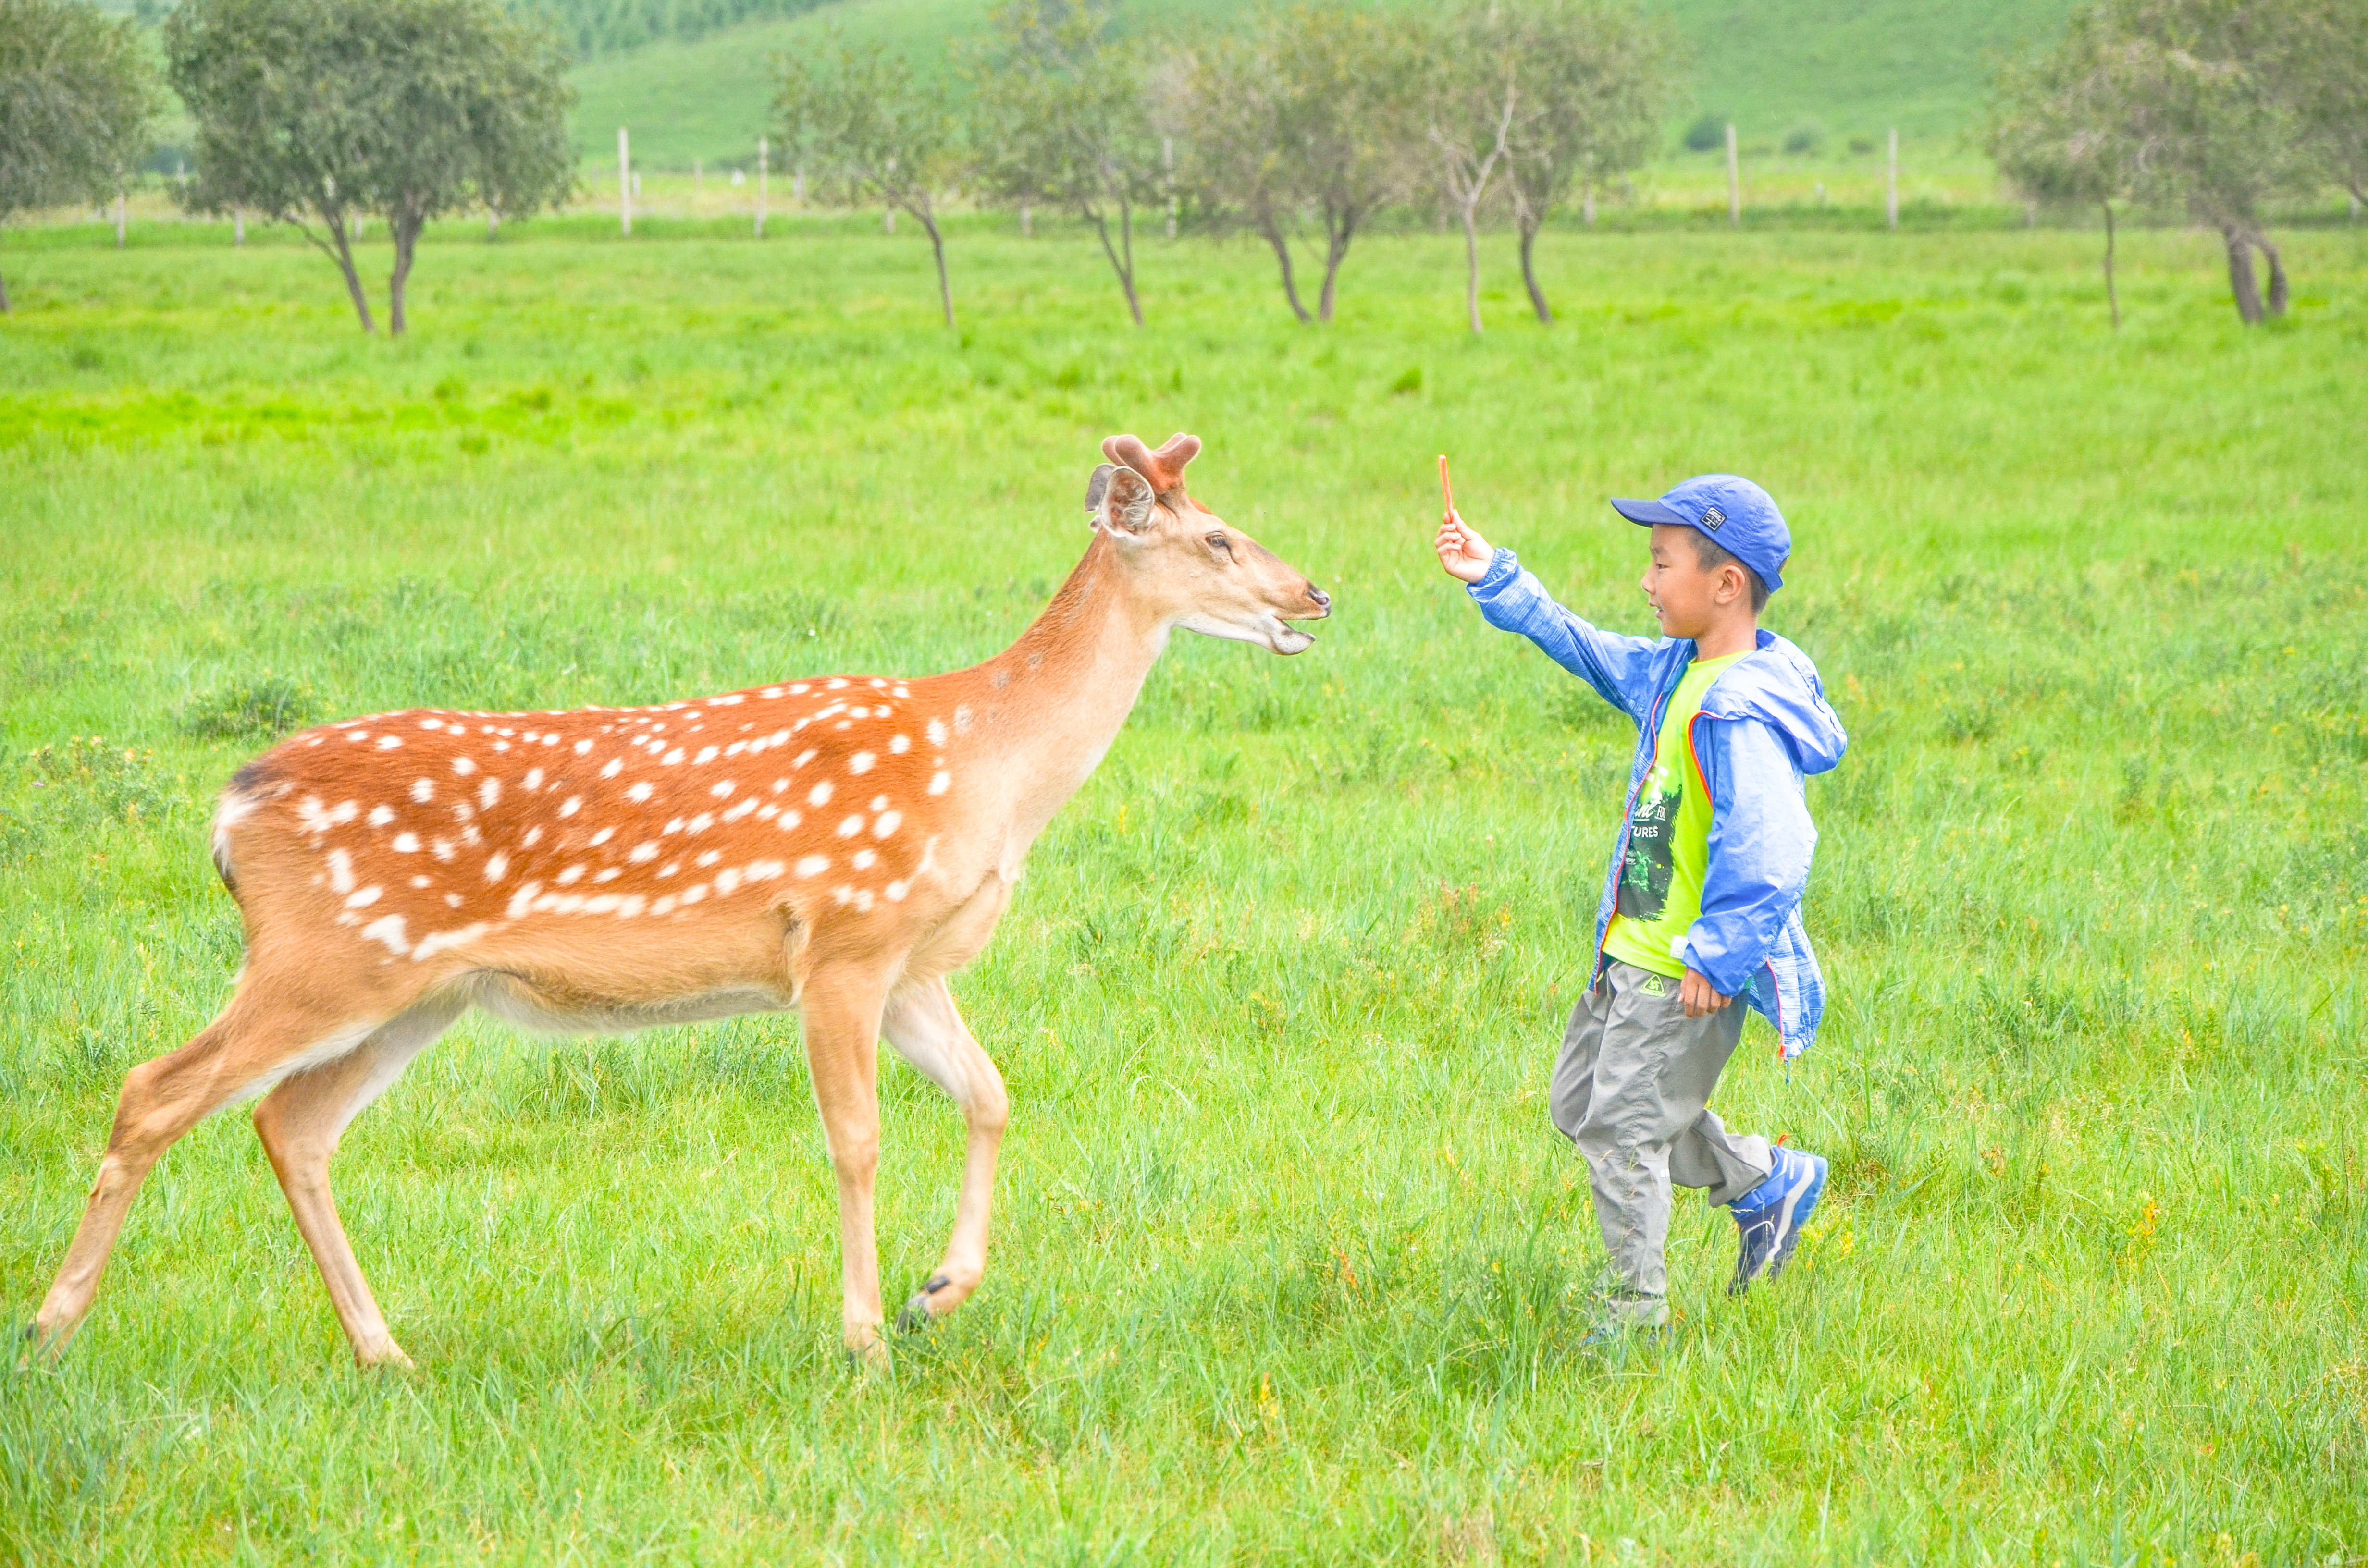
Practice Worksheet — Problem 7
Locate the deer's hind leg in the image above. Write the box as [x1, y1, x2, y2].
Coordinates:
[31, 973, 391, 1356]
[881, 977, 1008, 1331]
[251, 992, 467, 1368]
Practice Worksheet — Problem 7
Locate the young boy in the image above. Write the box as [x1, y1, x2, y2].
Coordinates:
[1435, 474, 1847, 1339]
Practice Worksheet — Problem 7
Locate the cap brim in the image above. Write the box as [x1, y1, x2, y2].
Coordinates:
[1609, 496, 1688, 527]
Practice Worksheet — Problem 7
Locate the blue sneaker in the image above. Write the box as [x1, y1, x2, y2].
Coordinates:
[1727, 1145, 1827, 1296]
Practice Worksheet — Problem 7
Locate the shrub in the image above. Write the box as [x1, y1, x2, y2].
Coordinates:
[176, 673, 319, 741]
[1682, 113, 1725, 152]
[1783, 120, 1826, 155]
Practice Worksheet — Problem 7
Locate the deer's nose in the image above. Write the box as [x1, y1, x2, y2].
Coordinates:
[1306, 585, 1332, 615]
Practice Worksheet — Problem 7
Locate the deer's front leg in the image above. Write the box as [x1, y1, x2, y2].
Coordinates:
[798, 965, 890, 1358]
[881, 976, 1008, 1330]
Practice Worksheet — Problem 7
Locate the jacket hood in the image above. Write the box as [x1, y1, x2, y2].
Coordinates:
[1701, 631, 1848, 775]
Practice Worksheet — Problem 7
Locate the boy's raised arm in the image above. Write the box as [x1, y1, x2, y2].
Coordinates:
[1436, 508, 1663, 723]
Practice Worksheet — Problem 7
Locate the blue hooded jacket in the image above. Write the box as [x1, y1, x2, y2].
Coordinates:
[1468, 549, 1848, 1059]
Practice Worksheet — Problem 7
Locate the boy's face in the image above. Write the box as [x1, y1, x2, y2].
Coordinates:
[1640, 524, 1741, 639]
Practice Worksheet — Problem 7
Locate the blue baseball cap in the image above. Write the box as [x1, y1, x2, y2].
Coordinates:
[1609, 474, 1790, 591]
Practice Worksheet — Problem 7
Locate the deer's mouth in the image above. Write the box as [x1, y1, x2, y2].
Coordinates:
[1268, 617, 1318, 655]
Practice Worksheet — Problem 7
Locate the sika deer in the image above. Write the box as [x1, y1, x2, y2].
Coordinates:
[30, 432, 1330, 1366]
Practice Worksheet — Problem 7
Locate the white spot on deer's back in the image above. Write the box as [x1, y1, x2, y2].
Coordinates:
[411, 922, 488, 961]
[524, 768, 544, 791]
[589, 826, 616, 846]
[505, 881, 542, 919]
[555, 865, 585, 886]
[601, 756, 623, 778]
[360, 914, 409, 955]
[376, 735, 402, 750]
[344, 885, 382, 909]
[711, 780, 736, 798]
[696, 850, 722, 868]
[696, 746, 719, 764]
[663, 748, 686, 765]
[485, 851, 510, 882]
[411, 779, 435, 803]
[889, 735, 910, 754]
[574, 739, 593, 755]
[873, 810, 902, 837]
[559, 797, 581, 818]
[369, 805, 395, 827]
[929, 771, 950, 796]
[849, 752, 875, 774]
[885, 879, 910, 902]
[852, 849, 876, 869]
[627, 782, 654, 803]
[796, 855, 828, 877]
[926, 718, 948, 748]
[454, 757, 478, 776]
[838, 815, 863, 837]
[808, 782, 833, 807]
[392, 833, 421, 854]
[630, 842, 658, 863]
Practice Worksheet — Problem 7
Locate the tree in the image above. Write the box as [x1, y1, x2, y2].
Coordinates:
[1988, 0, 2322, 325]
[777, 34, 966, 327]
[1990, 6, 2140, 328]
[1425, 5, 1525, 334]
[973, 0, 1161, 325]
[167, 0, 573, 335]
[0, 0, 158, 314]
[2277, 0, 2368, 209]
[1172, 4, 1423, 325]
[1499, 0, 1679, 324]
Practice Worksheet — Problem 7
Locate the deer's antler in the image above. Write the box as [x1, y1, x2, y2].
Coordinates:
[1102, 432, 1201, 496]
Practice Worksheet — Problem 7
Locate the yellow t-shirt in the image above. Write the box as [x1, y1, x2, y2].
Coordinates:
[1602, 652, 1746, 979]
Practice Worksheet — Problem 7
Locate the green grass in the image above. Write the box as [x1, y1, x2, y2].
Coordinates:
[560, 0, 2082, 171]
[2, 210, 2366, 1563]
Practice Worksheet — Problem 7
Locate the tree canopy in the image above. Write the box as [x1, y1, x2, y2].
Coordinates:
[167, 0, 574, 334]
[777, 32, 967, 326]
[0, 0, 159, 312]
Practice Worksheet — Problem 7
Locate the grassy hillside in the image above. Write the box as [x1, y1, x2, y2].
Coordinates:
[569, 0, 2082, 171]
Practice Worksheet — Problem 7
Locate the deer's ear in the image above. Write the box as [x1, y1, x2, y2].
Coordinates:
[1096, 464, 1156, 536]
[1085, 463, 1116, 520]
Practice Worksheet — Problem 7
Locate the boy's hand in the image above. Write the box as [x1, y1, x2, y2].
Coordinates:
[1680, 968, 1732, 1019]
[1435, 509, 1493, 584]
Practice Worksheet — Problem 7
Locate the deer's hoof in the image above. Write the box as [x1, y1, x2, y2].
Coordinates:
[895, 1274, 954, 1334]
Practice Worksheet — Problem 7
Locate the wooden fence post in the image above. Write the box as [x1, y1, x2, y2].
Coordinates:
[234, 207, 245, 245]
[115, 189, 126, 248]
[757, 138, 768, 238]
[618, 127, 632, 236]
[1886, 128, 1899, 231]
[1725, 123, 1739, 226]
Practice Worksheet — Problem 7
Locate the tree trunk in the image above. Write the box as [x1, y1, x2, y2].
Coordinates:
[388, 211, 421, 336]
[1316, 209, 1356, 325]
[1518, 215, 1551, 324]
[1093, 201, 1143, 326]
[330, 215, 376, 333]
[2259, 234, 2286, 318]
[2101, 200, 2119, 331]
[918, 203, 954, 328]
[1261, 220, 1310, 324]
[1461, 200, 1483, 334]
[2221, 223, 2263, 324]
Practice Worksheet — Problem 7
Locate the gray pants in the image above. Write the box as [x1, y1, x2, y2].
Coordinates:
[1551, 961, 1774, 1323]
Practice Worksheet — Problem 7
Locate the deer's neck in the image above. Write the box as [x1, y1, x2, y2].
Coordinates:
[954, 534, 1166, 848]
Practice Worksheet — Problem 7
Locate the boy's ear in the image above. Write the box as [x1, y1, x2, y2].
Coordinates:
[1093, 465, 1157, 536]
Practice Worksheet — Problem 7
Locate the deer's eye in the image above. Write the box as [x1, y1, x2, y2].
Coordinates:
[1206, 531, 1233, 556]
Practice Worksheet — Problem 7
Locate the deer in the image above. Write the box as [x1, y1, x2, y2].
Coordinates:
[28, 432, 1331, 1368]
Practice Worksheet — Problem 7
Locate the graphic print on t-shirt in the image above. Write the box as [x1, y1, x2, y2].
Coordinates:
[1617, 753, 1681, 920]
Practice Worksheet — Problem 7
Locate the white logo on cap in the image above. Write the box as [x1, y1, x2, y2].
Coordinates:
[1699, 503, 1727, 531]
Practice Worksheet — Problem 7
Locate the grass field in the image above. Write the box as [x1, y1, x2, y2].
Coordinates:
[2, 209, 2366, 1563]
[561, 0, 2082, 171]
